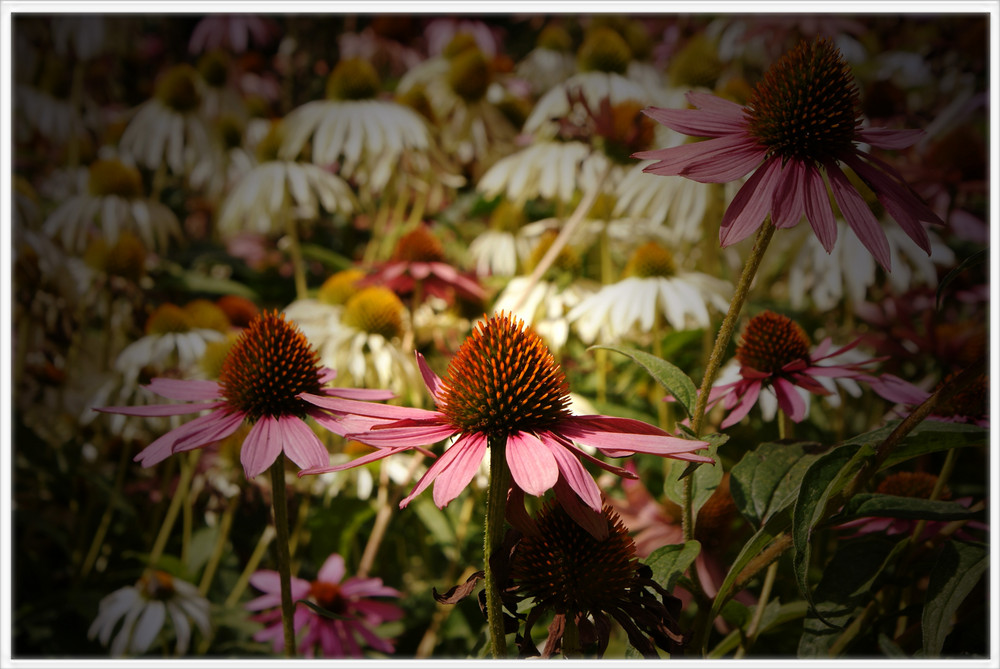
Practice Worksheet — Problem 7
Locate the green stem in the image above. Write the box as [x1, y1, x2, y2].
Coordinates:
[734, 561, 778, 658]
[685, 220, 776, 542]
[80, 440, 134, 579]
[269, 454, 297, 658]
[484, 435, 512, 658]
[199, 495, 239, 596]
[148, 451, 199, 568]
[284, 217, 308, 301]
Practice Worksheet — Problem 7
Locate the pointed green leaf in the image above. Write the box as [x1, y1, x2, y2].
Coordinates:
[645, 540, 701, 593]
[879, 421, 987, 471]
[590, 344, 698, 418]
[664, 443, 722, 523]
[730, 441, 826, 527]
[792, 442, 876, 624]
[298, 599, 358, 621]
[837, 494, 985, 524]
[922, 540, 988, 657]
[798, 535, 903, 656]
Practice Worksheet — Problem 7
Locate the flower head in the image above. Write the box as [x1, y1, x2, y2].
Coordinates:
[510, 502, 685, 658]
[635, 38, 943, 270]
[97, 311, 394, 479]
[300, 312, 711, 535]
[246, 552, 402, 658]
[707, 310, 919, 427]
[88, 570, 210, 657]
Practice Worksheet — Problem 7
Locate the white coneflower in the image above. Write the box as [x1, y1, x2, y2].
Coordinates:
[477, 140, 616, 206]
[514, 22, 577, 93]
[118, 64, 212, 176]
[42, 157, 181, 252]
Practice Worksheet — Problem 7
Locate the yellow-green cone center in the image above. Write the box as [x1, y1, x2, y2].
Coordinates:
[510, 502, 638, 613]
[439, 313, 571, 436]
[184, 299, 231, 332]
[623, 241, 676, 278]
[218, 311, 323, 421]
[735, 311, 812, 374]
[145, 303, 194, 335]
[342, 286, 404, 340]
[746, 38, 861, 165]
[155, 64, 202, 113]
[317, 268, 366, 306]
[88, 159, 143, 198]
[326, 58, 381, 101]
[448, 48, 491, 102]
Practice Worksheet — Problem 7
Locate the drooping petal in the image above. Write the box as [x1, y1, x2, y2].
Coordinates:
[298, 444, 418, 476]
[856, 127, 923, 150]
[802, 163, 838, 252]
[773, 377, 808, 422]
[130, 600, 166, 655]
[301, 393, 441, 421]
[134, 409, 244, 467]
[241, 416, 285, 479]
[277, 415, 330, 471]
[431, 432, 487, 508]
[843, 153, 933, 253]
[719, 380, 763, 429]
[719, 157, 783, 246]
[642, 102, 746, 137]
[397, 434, 481, 509]
[538, 432, 602, 512]
[505, 431, 559, 496]
[826, 161, 892, 271]
[556, 420, 712, 462]
[638, 134, 765, 183]
[553, 477, 609, 540]
[348, 422, 458, 449]
[685, 90, 749, 116]
[771, 160, 807, 229]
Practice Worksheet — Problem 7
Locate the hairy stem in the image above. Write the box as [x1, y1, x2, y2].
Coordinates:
[484, 435, 512, 658]
[269, 454, 297, 658]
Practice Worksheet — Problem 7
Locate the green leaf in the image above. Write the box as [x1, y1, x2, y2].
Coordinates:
[837, 494, 985, 524]
[664, 443, 722, 522]
[645, 540, 701, 593]
[298, 599, 358, 621]
[792, 442, 875, 623]
[590, 344, 698, 418]
[798, 535, 903, 656]
[164, 266, 259, 299]
[730, 441, 826, 527]
[922, 540, 988, 657]
[879, 421, 987, 471]
[299, 243, 353, 271]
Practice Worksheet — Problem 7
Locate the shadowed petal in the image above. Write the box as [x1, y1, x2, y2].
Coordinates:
[277, 415, 329, 471]
[146, 377, 223, 401]
[96, 401, 225, 417]
[826, 161, 892, 271]
[299, 444, 418, 476]
[720, 380, 763, 429]
[432, 432, 487, 508]
[350, 422, 457, 448]
[772, 160, 806, 228]
[241, 416, 285, 479]
[844, 154, 933, 253]
[856, 128, 923, 150]
[556, 421, 712, 461]
[539, 432, 602, 512]
[317, 553, 346, 585]
[397, 433, 483, 508]
[638, 134, 764, 183]
[802, 164, 837, 252]
[324, 387, 396, 401]
[720, 157, 782, 246]
[134, 409, 244, 467]
[773, 377, 808, 422]
[642, 103, 746, 137]
[301, 393, 440, 421]
[506, 431, 559, 496]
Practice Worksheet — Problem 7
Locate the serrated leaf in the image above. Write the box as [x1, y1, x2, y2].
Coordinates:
[922, 540, 988, 656]
[792, 442, 875, 624]
[730, 441, 826, 527]
[798, 535, 902, 656]
[837, 494, 985, 524]
[645, 540, 701, 593]
[590, 345, 698, 418]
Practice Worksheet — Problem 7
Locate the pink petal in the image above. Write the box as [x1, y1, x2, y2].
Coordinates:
[342, 578, 401, 600]
[317, 553, 345, 585]
[556, 422, 712, 461]
[868, 374, 931, 404]
[432, 432, 487, 508]
[301, 393, 441, 421]
[720, 380, 762, 429]
[553, 478, 608, 540]
[685, 90, 748, 116]
[277, 415, 329, 471]
[318, 368, 338, 384]
[146, 377, 223, 401]
[856, 127, 923, 150]
[565, 415, 668, 436]
[802, 163, 837, 252]
[719, 157, 782, 246]
[539, 432, 602, 512]
[826, 161, 892, 271]
[771, 161, 806, 229]
[772, 377, 807, 422]
[397, 433, 483, 508]
[409, 262, 433, 280]
[350, 422, 457, 449]
[415, 352, 444, 399]
[241, 416, 285, 479]
[134, 409, 243, 467]
[843, 154, 933, 253]
[96, 401, 226, 417]
[324, 386, 396, 401]
[505, 431, 559, 497]
[638, 135, 764, 183]
[352, 598, 404, 622]
[307, 408, 393, 438]
[642, 104, 746, 137]
[430, 263, 487, 299]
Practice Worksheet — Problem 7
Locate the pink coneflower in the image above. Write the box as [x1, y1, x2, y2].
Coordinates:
[707, 311, 925, 428]
[361, 223, 486, 306]
[97, 311, 393, 479]
[634, 38, 942, 270]
[188, 14, 277, 54]
[246, 552, 403, 658]
[299, 312, 711, 531]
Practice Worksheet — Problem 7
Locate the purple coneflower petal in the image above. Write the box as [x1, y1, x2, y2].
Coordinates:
[354, 621, 396, 653]
[172, 408, 245, 451]
[556, 422, 711, 461]
[772, 161, 806, 229]
[351, 422, 458, 448]
[801, 163, 838, 252]
[324, 387, 396, 401]
[642, 104, 745, 137]
[856, 127, 923, 150]
[317, 553, 346, 584]
[301, 393, 440, 421]
[415, 352, 445, 399]
[825, 161, 892, 271]
[241, 416, 286, 479]
[720, 380, 762, 429]
[399, 433, 485, 509]
[279, 415, 331, 471]
[719, 157, 782, 246]
[96, 401, 226, 417]
[639, 135, 764, 183]
[343, 580, 403, 601]
[685, 90, 748, 116]
[300, 444, 417, 476]
[843, 154, 934, 253]
[506, 431, 559, 496]
[540, 434, 603, 512]
[134, 409, 243, 467]
[554, 477, 609, 540]
[773, 377, 808, 422]
[868, 374, 932, 404]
